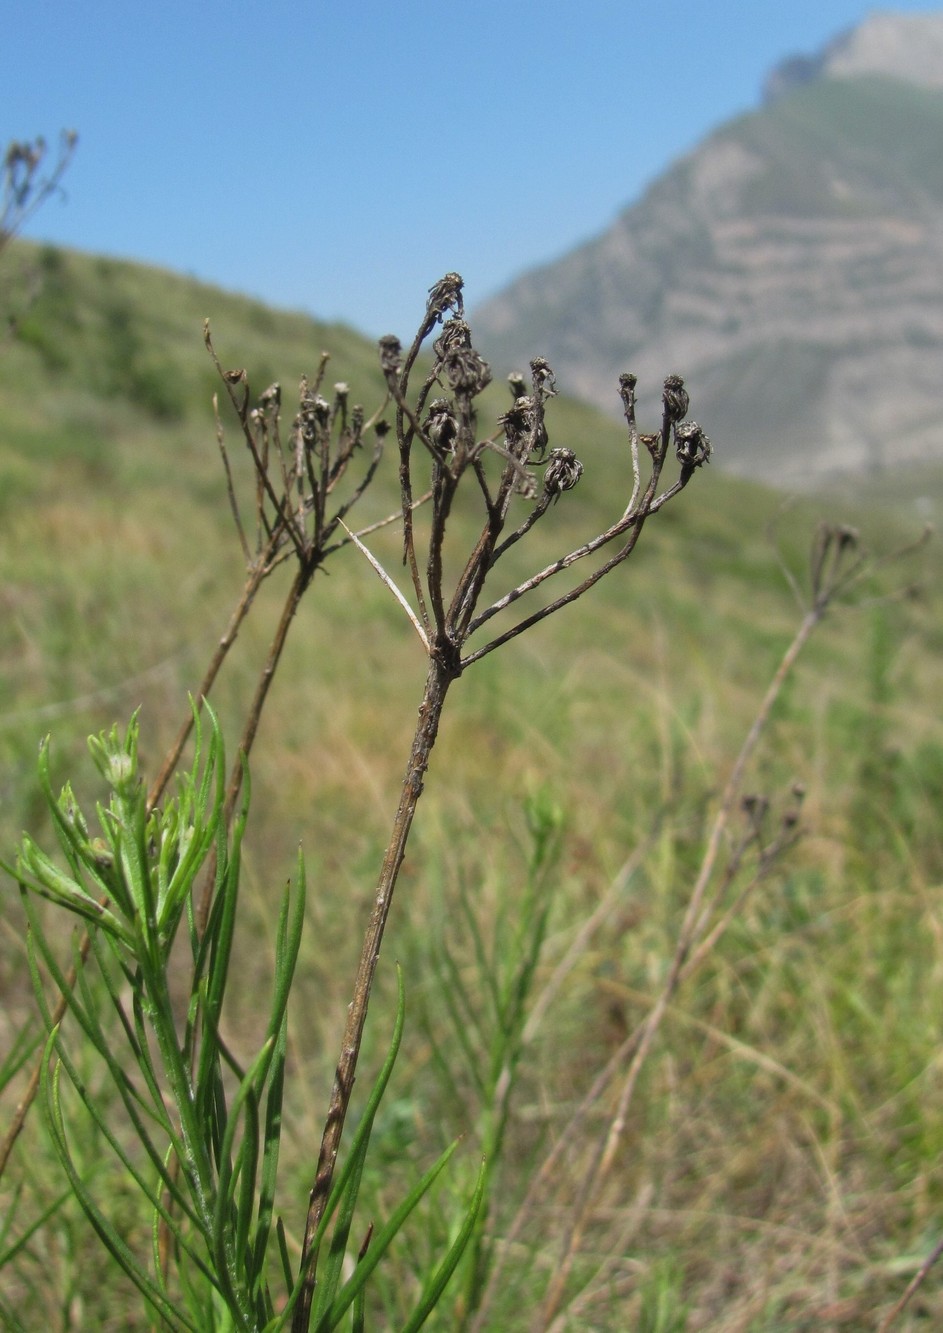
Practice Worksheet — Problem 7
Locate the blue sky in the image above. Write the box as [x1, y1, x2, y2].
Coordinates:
[6, 1, 943, 337]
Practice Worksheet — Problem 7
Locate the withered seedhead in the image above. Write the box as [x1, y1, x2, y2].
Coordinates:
[440, 344, 492, 396]
[310, 395, 332, 427]
[544, 447, 583, 500]
[618, 372, 638, 416]
[433, 318, 472, 361]
[498, 395, 547, 457]
[674, 420, 711, 469]
[530, 357, 557, 401]
[499, 395, 535, 436]
[425, 272, 464, 323]
[424, 398, 458, 456]
[378, 334, 402, 377]
[662, 374, 689, 423]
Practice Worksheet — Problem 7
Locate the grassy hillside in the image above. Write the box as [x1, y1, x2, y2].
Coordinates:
[1, 243, 941, 1328]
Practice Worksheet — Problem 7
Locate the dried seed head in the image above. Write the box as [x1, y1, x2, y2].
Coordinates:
[674, 420, 712, 469]
[424, 398, 458, 455]
[333, 382, 349, 406]
[426, 272, 464, 323]
[378, 334, 402, 376]
[530, 357, 557, 400]
[433, 318, 472, 361]
[351, 404, 364, 434]
[662, 374, 689, 423]
[499, 395, 535, 437]
[618, 372, 637, 415]
[297, 411, 316, 445]
[741, 793, 768, 818]
[296, 382, 330, 443]
[441, 344, 492, 395]
[258, 382, 281, 410]
[544, 447, 583, 500]
[507, 371, 527, 400]
[499, 395, 546, 455]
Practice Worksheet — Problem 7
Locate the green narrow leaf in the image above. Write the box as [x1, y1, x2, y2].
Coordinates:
[203, 752, 249, 1036]
[42, 962, 200, 1241]
[0, 1180, 72, 1268]
[350, 1227, 372, 1333]
[266, 853, 307, 1047]
[307, 965, 407, 1318]
[431, 940, 488, 1101]
[160, 701, 225, 935]
[275, 965, 405, 1329]
[249, 1015, 288, 1291]
[321, 1138, 463, 1331]
[401, 1155, 488, 1332]
[457, 882, 501, 1021]
[310, 1114, 373, 1326]
[36, 737, 130, 918]
[211, 1037, 277, 1326]
[0, 1015, 40, 1094]
[40, 1036, 201, 1332]
[275, 1217, 294, 1301]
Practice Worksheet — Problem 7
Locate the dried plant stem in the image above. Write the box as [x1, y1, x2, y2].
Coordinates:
[152, 553, 323, 1270]
[534, 596, 834, 1329]
[0, 928, 93, 1176]
[522, 829, 661, 1045]
[878, 1235, 943, 1330]
[147, 555, 274, 811]
[196, 558, 319, 934]
[292, 650, 456, 1332]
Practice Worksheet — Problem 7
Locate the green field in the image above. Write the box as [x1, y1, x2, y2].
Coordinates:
[1, 241, 941, 1330]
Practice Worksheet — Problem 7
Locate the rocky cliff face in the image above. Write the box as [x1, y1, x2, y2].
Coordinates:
[473, 12, 943, 485]
[765, 10, 943, 102]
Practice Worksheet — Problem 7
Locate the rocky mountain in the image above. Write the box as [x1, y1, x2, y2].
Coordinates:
[764, 10, 943, 101]
[472, 11, 943, 485]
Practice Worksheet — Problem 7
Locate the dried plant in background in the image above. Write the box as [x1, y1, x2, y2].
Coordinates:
[0, 132, 77, 259]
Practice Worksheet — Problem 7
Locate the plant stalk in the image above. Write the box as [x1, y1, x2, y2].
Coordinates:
[292, 648, 457, 1332]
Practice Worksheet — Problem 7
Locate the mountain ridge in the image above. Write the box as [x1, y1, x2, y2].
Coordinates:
[765, 9, 943, 101]
[472, 13, 943, 485]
